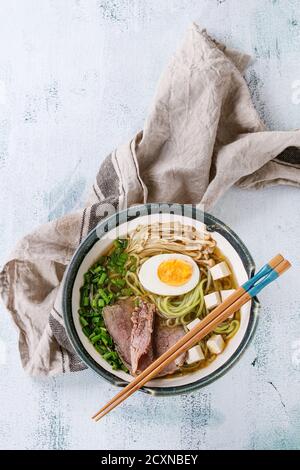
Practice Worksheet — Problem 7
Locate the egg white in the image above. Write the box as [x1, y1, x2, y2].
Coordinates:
[138, 253, 200, 296]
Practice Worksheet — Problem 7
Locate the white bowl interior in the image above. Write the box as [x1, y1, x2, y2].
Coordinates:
[71, 213, 251, 388]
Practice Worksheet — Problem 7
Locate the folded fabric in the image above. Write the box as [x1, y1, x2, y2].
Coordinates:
[1, 23, 300, 376]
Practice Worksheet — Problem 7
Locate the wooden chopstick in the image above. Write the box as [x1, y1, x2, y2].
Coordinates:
[95, 260, 291, 421]
[92, 254, 283, 420]
[92, 255, 290, 421]
[92, 255, 288, 421]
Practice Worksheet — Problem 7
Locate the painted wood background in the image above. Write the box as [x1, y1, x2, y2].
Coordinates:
[0, 0, 300, 450]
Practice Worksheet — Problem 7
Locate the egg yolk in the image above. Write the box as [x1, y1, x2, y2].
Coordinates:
[157, 259, 193, 286]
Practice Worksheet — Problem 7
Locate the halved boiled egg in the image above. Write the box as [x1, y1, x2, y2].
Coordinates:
[138, 253, 200, 296]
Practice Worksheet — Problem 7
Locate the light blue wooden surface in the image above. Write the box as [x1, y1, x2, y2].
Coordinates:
[0, 0, 299, 450]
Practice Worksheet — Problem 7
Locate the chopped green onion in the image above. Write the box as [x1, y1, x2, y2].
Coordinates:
[98, 288, 110, 304]
[83, 326, 91, 337]
[98, 272, 107, 285]
[80, 317, 89, 327]
[91, 334, 102, 344]
[79, 238, 132, 371]
[111, 278, 126, 288]
[84, 273, 92, 283]
[102, 351, 114, 360]
[94, 266, 105, 274]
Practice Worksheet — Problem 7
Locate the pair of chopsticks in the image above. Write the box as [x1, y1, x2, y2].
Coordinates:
[92, 253, 290, 421]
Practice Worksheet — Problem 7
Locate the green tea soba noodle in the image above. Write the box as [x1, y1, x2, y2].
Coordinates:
[125, 270, 206, 325]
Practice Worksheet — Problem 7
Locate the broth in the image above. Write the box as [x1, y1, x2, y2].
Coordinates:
[79, 224, 241, 378]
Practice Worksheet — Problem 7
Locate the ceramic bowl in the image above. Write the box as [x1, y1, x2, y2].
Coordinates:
[63, 204, 259, 395]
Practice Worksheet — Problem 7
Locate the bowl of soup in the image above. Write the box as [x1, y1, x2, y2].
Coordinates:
[62, 204, 259, 395]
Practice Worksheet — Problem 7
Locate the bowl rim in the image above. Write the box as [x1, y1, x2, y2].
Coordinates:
[62, 204, 259, 396]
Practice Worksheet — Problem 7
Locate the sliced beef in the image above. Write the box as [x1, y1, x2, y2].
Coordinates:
[103, 298, 154, 374]
[103, 298, 187, 377]
[131, 300, 155, 375]
[102, 298, 134, 368]
[154, 318, 187, 377]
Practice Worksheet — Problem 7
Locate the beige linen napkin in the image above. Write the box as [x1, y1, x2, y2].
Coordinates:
[1, 23, 300, 376]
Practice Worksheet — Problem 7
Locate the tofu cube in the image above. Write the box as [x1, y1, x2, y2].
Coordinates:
[209, 261, 231, 280]
[207, 334, 225, 355]
[186, 318, 201, 331]
[220, 289, 236, 318]
[186, 345, 205, 364]
[204, 291, 221, 310]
